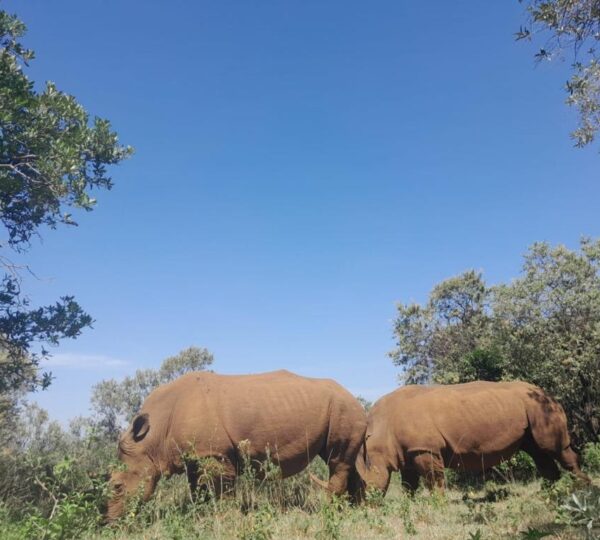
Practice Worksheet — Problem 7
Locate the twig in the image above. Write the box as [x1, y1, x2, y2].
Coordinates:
[34, 476, 59, 519]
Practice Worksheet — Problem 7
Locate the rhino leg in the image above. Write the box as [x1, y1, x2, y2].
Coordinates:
[186, 460, 200, 495]
[520, 436, 559, 481]
[312, 458, 357, 499]
[326, 461, 353, 497]
[522, 434, 573, 482]
[320, 435, 366, 501]
[400, 467, 420, 493]
[185, 456, 236, 501]
[346, 466, 366, 504]
[528, 449, 561, 481]
[410, 451, 445, 491]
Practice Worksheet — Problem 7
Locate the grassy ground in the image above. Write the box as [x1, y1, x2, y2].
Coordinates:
[100, 474, 596, 539]
[1, 465, 596, 539]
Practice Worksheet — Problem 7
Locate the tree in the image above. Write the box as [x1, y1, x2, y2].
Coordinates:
[517, 1, 600, 147]
[356, 395, 373, 412]
[493, 240, 600, 444]
[90, 347, 214, 439]
[0, 10, 132, 393]
[390, 239, 600, 445]
[390, 271, 495, 384]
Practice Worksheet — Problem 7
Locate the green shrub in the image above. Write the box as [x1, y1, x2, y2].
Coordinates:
[482, 482, 510, 502]
[398, 493, 416, 535]
[317, 495, 348, 540]
[518, 526, 551, 539]
[542, 472, 577, 504]
[14, 458, 107, 540]
[557, 485, 600, 535]
[238, 504, 275, 540]
[583, 442, 600, 474]
[493, 452, 537, 483]
[443, 452, 537, 491]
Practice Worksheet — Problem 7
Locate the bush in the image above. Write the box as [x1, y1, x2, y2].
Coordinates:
[542, 473, 577, 504]
[557, 485, 600, 534]
[444, 452, 537, 491]
[0, 405, 115, 521]
[583, 442, 600, 474]
[317, 495, 349, 540]
[493, 452, 537, 483]
[7, 458, 109, 540]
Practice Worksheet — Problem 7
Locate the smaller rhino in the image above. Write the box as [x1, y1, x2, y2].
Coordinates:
[358, 381, 589, 494]
[107, 370, 367, 521]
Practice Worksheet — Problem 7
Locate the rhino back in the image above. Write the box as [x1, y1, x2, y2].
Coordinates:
[216, 372, 331, 452]
[138, 370, 363, 474]
[388, 382, 528, 458]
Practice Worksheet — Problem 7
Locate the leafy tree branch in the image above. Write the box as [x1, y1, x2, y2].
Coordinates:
[0, 10, 131, 393]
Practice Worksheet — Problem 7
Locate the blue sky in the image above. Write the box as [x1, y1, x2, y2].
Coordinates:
[4, 1, 598, 423]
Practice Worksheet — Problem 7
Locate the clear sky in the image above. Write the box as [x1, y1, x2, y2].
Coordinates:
[5, 1, 599, 423]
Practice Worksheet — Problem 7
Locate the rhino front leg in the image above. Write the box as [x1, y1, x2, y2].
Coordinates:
[187, 457, 236, 501]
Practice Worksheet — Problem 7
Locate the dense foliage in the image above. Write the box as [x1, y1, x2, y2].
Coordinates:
[0, 10, 131, 393]
[518, 1, 600, 147]
[391, 239, 600, 446]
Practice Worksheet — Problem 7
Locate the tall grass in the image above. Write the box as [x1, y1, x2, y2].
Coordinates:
[2, 439, 600, 539]
[1, 460, 598, 538]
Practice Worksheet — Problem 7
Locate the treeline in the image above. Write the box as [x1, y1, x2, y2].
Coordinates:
[390, 239, 600, 446]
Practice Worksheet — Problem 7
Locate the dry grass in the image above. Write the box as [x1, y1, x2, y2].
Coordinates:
[88, 469, 594, 540]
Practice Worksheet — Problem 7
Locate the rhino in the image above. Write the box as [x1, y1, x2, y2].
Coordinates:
[357, 381, 589, 494]
[107, 369, 367, 520]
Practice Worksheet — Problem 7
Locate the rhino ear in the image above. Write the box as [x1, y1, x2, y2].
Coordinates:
[132, 413, 150, 442]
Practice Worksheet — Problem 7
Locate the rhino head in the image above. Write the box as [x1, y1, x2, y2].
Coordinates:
[106, 413, 159, 522]
[354, 429, 394, 496]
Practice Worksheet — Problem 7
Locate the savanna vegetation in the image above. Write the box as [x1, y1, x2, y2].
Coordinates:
[0, 400, 599, 540]
[391, 239, 600, 448]
[1, 4, 600, 539]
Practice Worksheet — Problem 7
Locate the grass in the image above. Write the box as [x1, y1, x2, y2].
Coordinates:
[96, 472, 596, 539]
[1, 456, 596, 539]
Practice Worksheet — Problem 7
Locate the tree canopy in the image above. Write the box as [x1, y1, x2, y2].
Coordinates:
[0, 10, 131, 393]
[518, 1, 600, 148]
[391, 239, 600, 446]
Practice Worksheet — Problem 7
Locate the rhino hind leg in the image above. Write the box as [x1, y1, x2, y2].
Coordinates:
[400, 468, 420, 493]
[346, 466, 366, 504]
[410, 451, 445, 491]
[319, 434, 366, 502]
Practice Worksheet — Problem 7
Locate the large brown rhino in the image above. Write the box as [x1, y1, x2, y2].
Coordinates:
[107, 370, 367, 520]
[358, 381, 589, 494]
